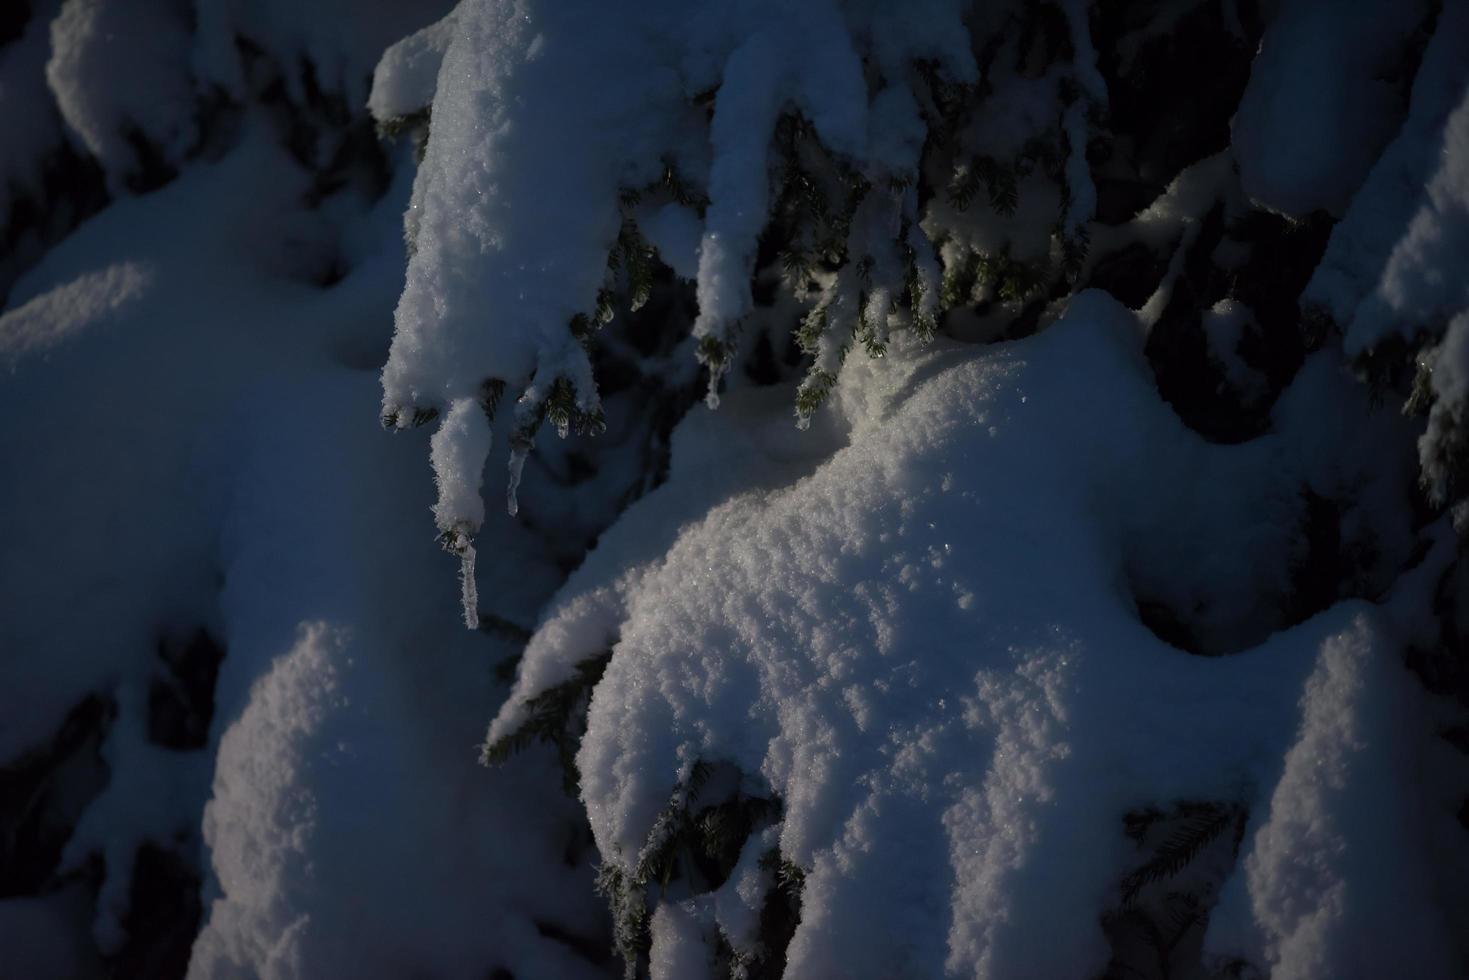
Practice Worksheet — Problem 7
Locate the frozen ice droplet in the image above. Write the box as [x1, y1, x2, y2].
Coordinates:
[506, 447, 528, 516]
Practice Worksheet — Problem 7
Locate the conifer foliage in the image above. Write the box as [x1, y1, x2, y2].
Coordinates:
[382, 1, 1469, 977]
[2, 1, 1469, 979]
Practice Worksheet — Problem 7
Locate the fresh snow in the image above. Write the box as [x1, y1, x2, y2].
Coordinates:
[1231, 0, 1430, 217]
[1354, 89, 1469, 353]
[4, 1, 1469, 978]
[1207, 615, 1461, 979]
[0, 117, 603, 978]
[494, 293, 1458, 977]
[0, 260, 152, 364]
[376, 0, 980, 553]
[45, 0, 197, 190]
[1303, 0, 1469, 348]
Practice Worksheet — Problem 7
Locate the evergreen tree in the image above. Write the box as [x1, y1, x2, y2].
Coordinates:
[1, 1, 1467, 978]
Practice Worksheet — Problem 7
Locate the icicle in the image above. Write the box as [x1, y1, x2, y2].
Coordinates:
[458, 538, 479, 629]
[428, 400, 491, 631]
[704, 372, 722, 411]
[506, 446, 528, 516]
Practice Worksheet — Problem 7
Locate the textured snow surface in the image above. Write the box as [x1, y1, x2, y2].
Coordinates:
[1206, 617, 1460, 979]
[0, 135, 313, 763]
[0, 122, 604, 977]
[648, 901, 717, 980]
[495, 294, 1463, 978]
[45, 0, 196, 189]
[1231, 0, 1429, 217]
[365, 8, 459, 122]
[6, 1, 1469, 976]
[1292, 0, 1469, 507]
[1422, 312, 1469, 506]
[377, 0, 980, 540]
[1304, 0, 1469, 347]
[380, 0, 687, 411]
[1353, 88, 1469, 348]
[0, 260, 152, 363]
[17, 0, 457, 191]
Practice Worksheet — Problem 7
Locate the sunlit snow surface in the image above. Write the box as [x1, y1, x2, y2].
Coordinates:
[493, 295, 1463, 978]
[3, 0, 1469, 977]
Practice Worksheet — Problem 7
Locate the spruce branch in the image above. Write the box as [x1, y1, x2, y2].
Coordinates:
[1119, 801, 1246, 906]
[480, 650, 612, 795]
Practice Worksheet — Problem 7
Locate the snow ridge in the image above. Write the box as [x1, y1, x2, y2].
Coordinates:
[492, 293, 1461, 978]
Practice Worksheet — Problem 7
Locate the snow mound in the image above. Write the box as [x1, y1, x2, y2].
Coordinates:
[0, 113, 606, 976]
[1336, 83, 1469, 359]
[1303, 0, 1469, 345]
[33, 0, 459, 193]
[375, 0, 983, 578]
[365, 8, 458, 123]
[45, 0, 196, 189]
[191, 614, 601, 980]
[1278, 0, 1469, 509]
[0, 260, 151, 363]
[494, 293, 1462, 977]
[1206, 617, 1460, 979]
[1231, 0, 1429, 217]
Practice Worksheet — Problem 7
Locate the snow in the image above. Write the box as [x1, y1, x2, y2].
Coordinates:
[690, 31, 793, 402]
[1231, 0, 1430, 217]
[378, 0, 979, 539]
[0, 112, 605, 978]
[26, 0, 461, 201]
[379, 0, 677, 416]
[1349, 86, 1469, 354]
[190, 615, 600, 980]
[1303, 0, 1469, 344]
[6, 2, 1469, 977]
[1205, 616, 1461, 980]
[636, 201, 703, 280]
[648, 901, 716, 980]
[0, 131, 312, 765]
[1061, 0, 1106, 107]
[1201, 298, 1267, 402]
[59, 680, 211, 952]
[429, 397, 495, 624]
[1422, 312, 1469, 505]
[712, 825, 777, 961]
[1118, 152, 1241, 326]
[0, 260, 152, 364]
[365, 9, 459, 124]
[188, 357, 602, 977]
[429, 401, 491, 547]
[495, 292, 1458, 977]
[841, 0, 975, 84]
[1275, 1, 1469, 509]
[45, 0, 197, 190]
[865, 82, 926, 177]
